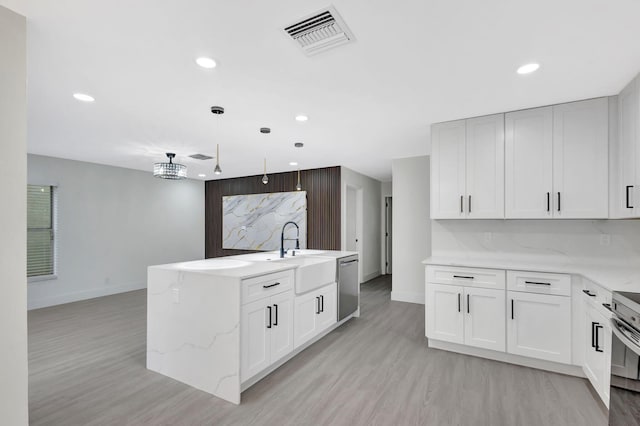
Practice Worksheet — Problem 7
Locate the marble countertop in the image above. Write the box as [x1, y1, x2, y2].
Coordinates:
[423, 255, 640, 293]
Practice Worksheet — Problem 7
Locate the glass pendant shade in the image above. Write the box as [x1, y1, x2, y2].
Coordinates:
[214, 144, 222, 175]
[154, 153, 187, 180]
[296, 169, 302, 191]
[262, 158, 269, 184]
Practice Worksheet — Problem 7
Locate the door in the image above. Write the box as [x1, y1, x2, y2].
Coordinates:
[507, 291, 571, 364]
[583, 304, 610, 404]
[241, 298, 271, 381]
[431, 120, 466, 218]
[294, 290, 318, 349]
[618, 76, 639, 218]
[466, 114, 505, 219]
[385, 197, 392, 274]
[269, 291, 293, 362]
[464, 287, 506, 351]
[426, 283, 464, 344]
[553, 98, 609, 218]
[505, 107, 553, 218]
[317, 284, 337, 332]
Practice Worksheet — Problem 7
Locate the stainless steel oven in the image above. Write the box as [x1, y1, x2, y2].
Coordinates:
[609, 291, 640, 425]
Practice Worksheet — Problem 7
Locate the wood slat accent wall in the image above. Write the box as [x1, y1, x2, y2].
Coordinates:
[205, 166, 341, 258]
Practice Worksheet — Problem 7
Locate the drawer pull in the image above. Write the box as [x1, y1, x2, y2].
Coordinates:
[263, 282, 281, 289]
[603, 303, 613, 312]
[524, 281, 551, 286]
[453, 275, 474, 280]
[582, 289, 596, 297]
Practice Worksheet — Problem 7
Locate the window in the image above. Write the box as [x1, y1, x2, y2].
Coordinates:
[27, 185, 56, 279]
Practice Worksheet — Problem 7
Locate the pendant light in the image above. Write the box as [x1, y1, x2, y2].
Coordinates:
[154, 153, 187, 180]
[262, 158, 269, 185]
[296, 169, 302, 191]
[211, 106, 224, 175]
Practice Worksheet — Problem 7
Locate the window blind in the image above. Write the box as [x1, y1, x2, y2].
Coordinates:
[27, 185, 54, 277]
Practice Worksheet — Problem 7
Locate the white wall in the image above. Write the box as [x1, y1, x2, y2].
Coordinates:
[0, 5, 28, 424]
[341, 166, 382, 282]
[381, 181, 392, 274]
[27, 155, 205, 309]
[391, 156, 431, 304]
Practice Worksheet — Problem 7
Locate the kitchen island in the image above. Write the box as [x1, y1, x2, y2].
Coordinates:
[147, 250, 358, 404]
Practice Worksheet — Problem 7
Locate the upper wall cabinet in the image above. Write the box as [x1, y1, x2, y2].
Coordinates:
[505, 98, 609, 219]
[431, 114, 505, 219]
[615, 74, 640, 218]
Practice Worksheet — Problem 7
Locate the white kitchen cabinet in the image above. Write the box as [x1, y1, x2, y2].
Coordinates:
[583, 301, 611, 406]
[553, 98, 609, 218]
[293, 283, 337, 349]
[464, 286, 506, 351]
[616, 73, 640, 218]
[241, 290, 294, 382]
[426, 283, 464, 344]
[431, 115, 504, 219]
[505, 106, 554, 218]
[507, 291, 572, 364]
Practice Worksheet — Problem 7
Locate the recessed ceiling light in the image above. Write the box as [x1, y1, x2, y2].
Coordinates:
[289, 162, 298, 166]
[517, 63, 540, 75]
[195, 57, 217, 69]
[295, 114, 308, 122]
[198, 173, 206, 178]
[73, 93, 95, 102]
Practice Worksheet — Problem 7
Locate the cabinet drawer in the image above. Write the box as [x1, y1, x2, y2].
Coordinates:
[507, 270, 570, 296]
[242, 270, 294, 305]
[582, 278, 612, 311]
[426, 265, 505, 290]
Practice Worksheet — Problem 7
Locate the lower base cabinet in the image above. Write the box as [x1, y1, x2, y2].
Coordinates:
[583, 302, 611, 406]
[507, 291, 571, 364]
[294, 283, 337, 349]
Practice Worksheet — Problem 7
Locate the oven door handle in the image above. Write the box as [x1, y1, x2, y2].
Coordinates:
[611, 318, 640, 357]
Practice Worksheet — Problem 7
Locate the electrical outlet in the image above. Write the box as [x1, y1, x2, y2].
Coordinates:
[172, 288, 180, 303]
[600, 234, 611, 246]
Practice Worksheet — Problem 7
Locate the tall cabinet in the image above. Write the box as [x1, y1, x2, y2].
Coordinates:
[616, 73, 640, 218]
[431, 114, 505, 219]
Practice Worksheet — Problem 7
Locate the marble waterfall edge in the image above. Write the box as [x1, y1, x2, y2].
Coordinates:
[222, 191, 307, 250]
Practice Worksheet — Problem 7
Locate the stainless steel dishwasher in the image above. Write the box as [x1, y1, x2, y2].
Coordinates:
[337, 255, 359, 321]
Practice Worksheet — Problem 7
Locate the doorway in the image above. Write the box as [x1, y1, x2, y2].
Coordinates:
[385, 196, 392, 274]
[346, 185, 363, 283]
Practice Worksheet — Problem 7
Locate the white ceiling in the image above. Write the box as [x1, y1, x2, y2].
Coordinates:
[4, 0, 640, 181]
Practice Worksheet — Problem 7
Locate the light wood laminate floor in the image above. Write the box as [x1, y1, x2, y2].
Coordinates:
[29, 275, 607, 425]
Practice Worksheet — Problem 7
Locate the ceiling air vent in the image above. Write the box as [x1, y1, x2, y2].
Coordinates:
[284, 6, 355, 56]
[189, 154, 213, 160]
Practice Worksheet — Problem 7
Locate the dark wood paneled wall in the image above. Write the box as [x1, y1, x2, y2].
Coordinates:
[205, 166, 341, 258]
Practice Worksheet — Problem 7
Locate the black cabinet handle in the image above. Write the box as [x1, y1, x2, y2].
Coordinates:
[511, 299, 515, 320]
[557, 192, 561, 212]
[273, 304, 278, 326]
[582, 289, 596, 297]
[320, 295, 324, 313]
[603, 303, 613, 312]
[316, 297, 320, 314]
[547, 192, 550, 212]
[267, 306, 272, 329]
[595, 324, 603, 352]
[460, 195, 464, 213]
[467, 294, 470, 314]
[458, 293, 461, 313]
[263, 282, 281, 289]
[453, 275, 474, 280]
[591, 321, 596, 348]
[524, 281, 551, 286]
[626, 185, 634, 209]
[468, 195, 472, 213]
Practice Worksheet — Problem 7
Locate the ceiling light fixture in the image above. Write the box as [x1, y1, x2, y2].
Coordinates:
[198, 174, 206, 178]
[296, 169, 302, 191]
[154, 153, 187, 180]
[262, 158, 269, 185]
[295, 114, 308, 122]
[294, 142, 304, 148]
[289, 162, 298, 166]
[196, 57, 217, 69]
[211, 106, 224, 175]
[517, 63, 540, 75]
[73, 93, 95, 102]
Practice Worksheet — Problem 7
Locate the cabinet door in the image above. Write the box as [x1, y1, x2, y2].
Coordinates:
[507, 291, 571, 364]
[618, 76, 639, 218]
[553, 98, 609, 218]
[464, 287, 506, 352]
[270, 291, 294, 363]
[317, 284, 337, 333]
[431, 120, 466, 219]
[294, 291, 318, 349]
[583, 304, 610, 406]
[241, 298, 271, 382]
[466, 114, 505, 218]
[426, 283, 464, 344]
[505, 107, 553, 218]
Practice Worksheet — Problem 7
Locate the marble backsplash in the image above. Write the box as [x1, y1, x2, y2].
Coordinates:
[222, 191, 307, 251]
[432, 219, 640, 267]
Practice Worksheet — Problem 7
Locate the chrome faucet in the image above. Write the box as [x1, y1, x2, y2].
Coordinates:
[280, 221, 300, 258]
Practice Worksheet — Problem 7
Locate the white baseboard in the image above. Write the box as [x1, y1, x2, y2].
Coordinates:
[363, 270, 381, 283]
[28, 282, 146, 310]
[391, 290, 424, 305]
